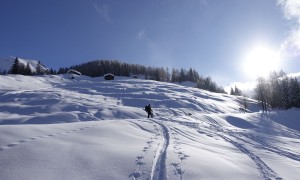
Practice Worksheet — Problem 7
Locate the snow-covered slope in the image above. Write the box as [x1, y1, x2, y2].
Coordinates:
[0, 74, 300, 180]
[0, 74, 260, 124]
[0, 57, 47, 73]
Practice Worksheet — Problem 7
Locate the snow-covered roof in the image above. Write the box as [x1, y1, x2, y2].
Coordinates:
[67, 69, 81, 75]
[104, 73, 114, 77]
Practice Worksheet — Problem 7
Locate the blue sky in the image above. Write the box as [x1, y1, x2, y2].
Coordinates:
[1, 0, 300, 88]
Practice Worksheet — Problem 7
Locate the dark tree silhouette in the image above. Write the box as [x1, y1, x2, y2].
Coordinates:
[24, 62, 32, 75]
[57, 59, 226, 94]
[35, 61, 44, 75]
[10, 57, 20, 74]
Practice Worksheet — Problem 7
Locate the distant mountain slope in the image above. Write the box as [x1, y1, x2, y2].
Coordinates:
[0, 57, 47, 73]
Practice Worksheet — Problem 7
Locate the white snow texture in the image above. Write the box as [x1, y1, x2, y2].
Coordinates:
[0, 74, 300, 180]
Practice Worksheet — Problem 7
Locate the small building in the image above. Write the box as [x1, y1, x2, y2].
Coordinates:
[104, 73, 115, 80]
[67, 69, 81, 79]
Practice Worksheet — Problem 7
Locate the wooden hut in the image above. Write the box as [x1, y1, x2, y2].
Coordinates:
[67, 69, 81, 79]
[104, 73, 115, 80]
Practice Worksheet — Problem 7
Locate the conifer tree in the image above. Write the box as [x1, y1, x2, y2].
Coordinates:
[289, 77, 300, 108]
[24, 62, 32, 75]
[179, 68, 185, 83]
[254, 70, 300, 110]
[268, 71, 282, 108]
[230, 87, 235, 95]
[18, 63, 25, 75]
[281, 76, 290, 109]
[166, 67, 170, 82]
[49, 68, 56, 74]
[56, 59, 226, 94]
[10, 57, 20, 74]
[171, 68, 179, 82]
[234, 85, 242, 96]
[35, 61, 44, 75]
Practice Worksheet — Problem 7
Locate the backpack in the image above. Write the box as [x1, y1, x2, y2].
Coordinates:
[145, 105, 149, 112]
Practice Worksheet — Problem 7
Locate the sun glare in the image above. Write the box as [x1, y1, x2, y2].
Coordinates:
[243, 45, 281, 78]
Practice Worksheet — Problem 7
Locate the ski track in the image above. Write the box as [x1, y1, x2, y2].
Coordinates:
[160, 115, 285, 180]
[1, 115, 298, 180]
[202, 115, 283, 179]
[128, 120, 158, 180]
[219, 134, 282, 180]
[229, 132, 300, 162]
[150, 119, 169, 180]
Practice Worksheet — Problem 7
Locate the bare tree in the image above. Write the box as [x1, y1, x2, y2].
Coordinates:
[255, 77, 268, 112]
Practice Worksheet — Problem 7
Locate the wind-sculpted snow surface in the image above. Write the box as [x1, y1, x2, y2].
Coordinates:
[1, 75, 300, 179]
[0, 75, 252, 125]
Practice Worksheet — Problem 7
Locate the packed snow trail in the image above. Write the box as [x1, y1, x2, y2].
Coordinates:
[150, 120, 170, 180]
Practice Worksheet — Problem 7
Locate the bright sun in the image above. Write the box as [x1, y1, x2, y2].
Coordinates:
[243, 45, 281, 78]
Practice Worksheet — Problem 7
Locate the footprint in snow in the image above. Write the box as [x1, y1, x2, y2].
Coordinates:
[171, 163, 185, 178]
[136, 155, 143, 160]
[129, 171, 143, 179]
[179, 154, 189, 162]
[147, 140, 153, 144]
[135, 160, 146, 167]
[7, 143, 18, 147]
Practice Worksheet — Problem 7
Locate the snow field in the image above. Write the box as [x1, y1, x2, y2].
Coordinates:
[0, 120, 161, 180]
[1, 74, 300, 179]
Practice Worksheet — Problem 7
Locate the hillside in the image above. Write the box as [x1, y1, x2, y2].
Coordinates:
[0, 74, 300, 179]
[0, 57, 47, 73]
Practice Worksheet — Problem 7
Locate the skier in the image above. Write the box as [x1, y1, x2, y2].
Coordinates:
[145, 104, 153, 118]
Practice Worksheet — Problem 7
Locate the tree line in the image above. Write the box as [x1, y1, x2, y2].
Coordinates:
[230, 85, 242, 96]
[254, 70, 300, 111]
[2, 57, 53, 75]
[3, 58, 226, 94]
[58, 60, 226, 93]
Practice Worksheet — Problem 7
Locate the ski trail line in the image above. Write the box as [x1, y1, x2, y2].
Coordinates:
[150, 120, 169, 180]
[200, 115, 283, 180]
[220, 134, 282, 180]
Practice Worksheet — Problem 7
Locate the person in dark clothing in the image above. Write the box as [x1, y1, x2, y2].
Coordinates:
[145, 104, 153, 118]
